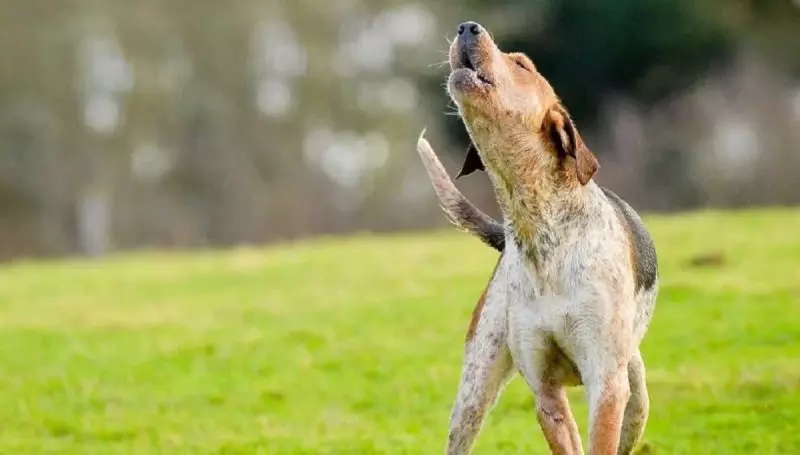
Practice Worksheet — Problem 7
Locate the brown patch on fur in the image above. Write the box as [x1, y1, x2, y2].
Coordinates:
[601, 188, 658, 292]
[543, 105, 599, 186]
[589, 379, 630, 455]
[465, 254, 503, 343]
[607, 211, 645, 294]
[447, 27, 599, 186]
[535, 386, 583, 455]
[447, 23, 601, 248]
[465, 291, 488, 344]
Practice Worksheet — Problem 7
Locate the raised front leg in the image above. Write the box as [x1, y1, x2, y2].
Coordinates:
[618, 350, 649, 455]
[446, 277, 513, 454]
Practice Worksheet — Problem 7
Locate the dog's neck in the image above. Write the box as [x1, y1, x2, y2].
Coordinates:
[481, 141, 591, 262]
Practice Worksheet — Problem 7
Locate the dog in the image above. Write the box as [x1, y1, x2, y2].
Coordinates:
[415, 21, 658, 455]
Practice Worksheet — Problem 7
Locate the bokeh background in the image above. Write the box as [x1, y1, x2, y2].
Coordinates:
[0, 0, 798, 261]
[1, 2, 799, 454]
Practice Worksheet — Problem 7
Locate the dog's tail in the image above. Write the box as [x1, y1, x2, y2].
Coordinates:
[416, 130, 505, 252]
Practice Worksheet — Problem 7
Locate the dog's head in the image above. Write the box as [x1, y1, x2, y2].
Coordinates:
[449, 22, 598, 187]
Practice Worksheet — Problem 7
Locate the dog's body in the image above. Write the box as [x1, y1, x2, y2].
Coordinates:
[416, 22, 658, 455]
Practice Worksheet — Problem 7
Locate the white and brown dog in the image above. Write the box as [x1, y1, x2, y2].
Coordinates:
[416, 21, 658, 455]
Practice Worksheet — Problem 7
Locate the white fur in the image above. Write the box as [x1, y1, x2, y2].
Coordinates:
[421, 24, 658, 451]
[443, 183, 658, 454]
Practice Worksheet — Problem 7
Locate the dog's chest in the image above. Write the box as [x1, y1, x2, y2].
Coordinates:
[515, 208, 631, 300]
[511, 236, 586, 299]
[501, 223, 630, 328]
[502, 243, 584, 384]
[502, 240, 570, 305]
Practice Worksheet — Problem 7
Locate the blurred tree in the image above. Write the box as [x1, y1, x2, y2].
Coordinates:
[443, 0, 732, 133]
[433, 0, 798, 212]
[0, 0, 795, 260]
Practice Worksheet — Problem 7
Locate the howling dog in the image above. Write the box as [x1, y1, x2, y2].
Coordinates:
[416, 21, 658, 455]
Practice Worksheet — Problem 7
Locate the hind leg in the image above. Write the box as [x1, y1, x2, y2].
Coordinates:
[533, 383, 584, 455]
[512, 335, 583, 453]
[509, 297, 584, 454]
[618, 350, 649, 455]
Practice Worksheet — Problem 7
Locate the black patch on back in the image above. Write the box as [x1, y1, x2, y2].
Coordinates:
[601, 187, 658, 292]
[456, 143, 485, 179]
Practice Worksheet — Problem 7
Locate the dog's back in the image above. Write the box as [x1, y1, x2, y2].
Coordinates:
[601, 188, 658, 293]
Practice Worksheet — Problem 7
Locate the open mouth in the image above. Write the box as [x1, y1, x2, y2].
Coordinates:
[459, 48, 493, 86]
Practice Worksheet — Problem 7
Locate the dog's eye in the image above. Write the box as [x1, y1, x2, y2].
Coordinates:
[515, 59, 530, 72]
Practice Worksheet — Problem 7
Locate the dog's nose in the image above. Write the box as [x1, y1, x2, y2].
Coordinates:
[457, 21, 483, 38]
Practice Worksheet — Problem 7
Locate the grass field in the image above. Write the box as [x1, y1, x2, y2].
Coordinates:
[0, 209, 799, 454]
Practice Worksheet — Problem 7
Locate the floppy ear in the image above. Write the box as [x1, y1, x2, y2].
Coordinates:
[456, 142, 485, 179]
[545, 106, 599, 185]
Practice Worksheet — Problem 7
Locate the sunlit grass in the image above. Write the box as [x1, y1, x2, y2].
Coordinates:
[0, 208, 798, 454]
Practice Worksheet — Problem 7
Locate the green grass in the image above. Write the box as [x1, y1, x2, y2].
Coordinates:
[0, 208, 799, 454]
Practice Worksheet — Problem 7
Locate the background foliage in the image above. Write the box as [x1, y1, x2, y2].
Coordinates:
[0, 0, 797, 260]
